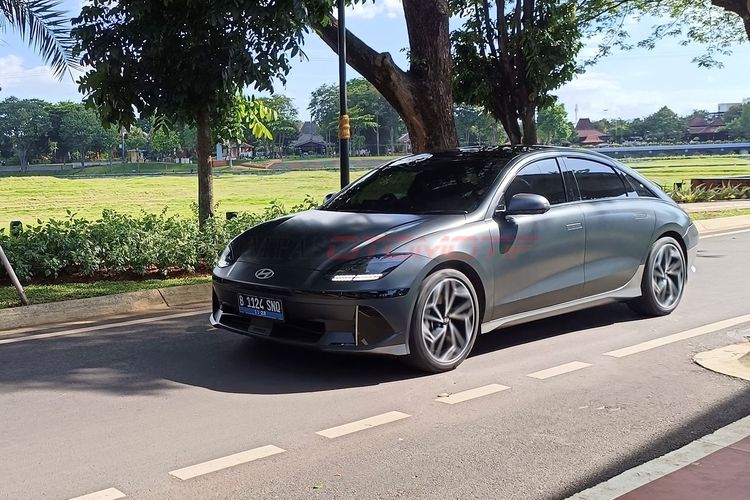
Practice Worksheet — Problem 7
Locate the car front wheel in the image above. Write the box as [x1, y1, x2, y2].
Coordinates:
[407, 269, 479, 372]
[629, 236, 686, 316]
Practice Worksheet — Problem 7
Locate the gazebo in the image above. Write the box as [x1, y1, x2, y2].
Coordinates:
[290, 122, 328, 154]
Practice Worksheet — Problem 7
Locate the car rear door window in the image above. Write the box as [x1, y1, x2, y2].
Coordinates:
[623, 172, 658, 198]
[505, 159, 567, 205]
[567, 158, 628, 200]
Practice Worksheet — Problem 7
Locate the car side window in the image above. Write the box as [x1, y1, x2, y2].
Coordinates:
[504, 159, 567, 205]
[623, 172, 658, 198]
[567, 158, 628, 200]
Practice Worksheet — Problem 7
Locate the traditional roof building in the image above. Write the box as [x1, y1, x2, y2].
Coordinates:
[290, 121, 328, 154]
[575, 118, 609, 145]
[687, 114, 727, 141]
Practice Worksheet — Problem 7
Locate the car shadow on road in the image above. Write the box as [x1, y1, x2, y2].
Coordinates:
[0, 302, 644, 396]
[471, 301, 643, 357]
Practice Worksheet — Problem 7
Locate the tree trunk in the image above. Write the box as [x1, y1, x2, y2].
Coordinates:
[316, 1, 458, 153]
[196, 107, 214, 227]
[521, 106, 538, 145]
[713, 0, 750, 40]
[18, 149, 28, 171]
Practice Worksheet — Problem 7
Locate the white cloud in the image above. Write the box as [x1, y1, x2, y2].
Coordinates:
[556, 71, 750, 121]
[347, 0, 402, 20]
[0, 54, 82, 101]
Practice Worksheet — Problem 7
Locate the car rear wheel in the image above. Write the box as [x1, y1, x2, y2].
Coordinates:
[629, 236, 686, 316]
[407, 269, 479, 372]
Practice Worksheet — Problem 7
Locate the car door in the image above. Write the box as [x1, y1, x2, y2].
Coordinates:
[562, 156, 655, 296]
[491, 158, 586, 319]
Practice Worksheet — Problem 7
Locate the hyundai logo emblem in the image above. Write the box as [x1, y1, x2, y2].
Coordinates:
[255, 268, 274, 280]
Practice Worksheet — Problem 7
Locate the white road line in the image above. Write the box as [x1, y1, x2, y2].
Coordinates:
[527, 361, 592, 380]
[0, 310, 209, 346]
[434, 384, 510, 404]
[68, 488, 126, 500]
[169, 445, 286, 480]
[604, 313, 750, 358]
[316, 411, 411, 439]
[701, 228, 750, 239]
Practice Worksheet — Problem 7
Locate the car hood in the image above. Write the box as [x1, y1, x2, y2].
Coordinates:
[233, 209, 444, 271]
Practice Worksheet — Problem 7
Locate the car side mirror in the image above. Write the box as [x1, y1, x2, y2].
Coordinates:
[323, 192, 336, 204]
[505, 193, 550, 216]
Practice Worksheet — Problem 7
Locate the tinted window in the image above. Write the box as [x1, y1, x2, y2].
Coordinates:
[568, 158, 628, 200]
[324, 153, 513, 214]
[624, 172, 658, 198]
[505, 159, 567, 205]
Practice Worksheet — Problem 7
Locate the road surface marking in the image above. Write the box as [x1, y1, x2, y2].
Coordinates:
[316, 411, 411, 439]
[568, 414, 750, 499]
[68, 488, 126, 500]
[604, 313, 750, 358]
[701, 228, 750, 239]
[169, 445, 286, 480]
[0, 310, 209, 345]
[527, 361, 592, 380]
[434, 384, 510, 404]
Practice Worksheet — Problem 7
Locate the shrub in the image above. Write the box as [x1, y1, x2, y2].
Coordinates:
[668, 184, 750, 203]
[0, 196, 319, 283]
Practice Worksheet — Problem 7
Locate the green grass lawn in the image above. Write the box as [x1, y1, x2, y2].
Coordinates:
[0, 275, 210, 309]
[688, 208, 750, 220]
[1, 154, 749, 228]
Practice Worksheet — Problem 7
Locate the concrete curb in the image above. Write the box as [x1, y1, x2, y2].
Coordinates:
[694, 214, 750, 235]
[0, 283, 211, 332]
[694, 342, 750, 382]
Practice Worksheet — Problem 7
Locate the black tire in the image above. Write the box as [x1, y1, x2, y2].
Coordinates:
[406, 268, 480, 373]
[628, 236, 686, 316]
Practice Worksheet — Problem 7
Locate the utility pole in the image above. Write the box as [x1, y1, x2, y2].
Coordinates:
[337, 0, 350, 189]
[0, 244, 29, 306]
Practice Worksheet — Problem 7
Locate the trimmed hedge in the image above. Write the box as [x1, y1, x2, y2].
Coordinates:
[0, 197, 317, 283]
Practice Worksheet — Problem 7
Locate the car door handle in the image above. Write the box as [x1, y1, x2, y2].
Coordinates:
[634, 213, 649, 220]
[566, 222, 583, 231]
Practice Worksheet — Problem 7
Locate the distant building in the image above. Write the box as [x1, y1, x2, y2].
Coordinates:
[574, 118, 609, 145]
[718, 102, 742, 114]
[290, 122, 328, 154]
[687, 114, 727, 141]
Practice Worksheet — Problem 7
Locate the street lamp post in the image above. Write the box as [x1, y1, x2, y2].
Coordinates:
[337, 0, 350, 189]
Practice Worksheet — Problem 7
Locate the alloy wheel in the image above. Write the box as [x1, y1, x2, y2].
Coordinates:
[420, 277, 476, 364]
[651, 242, 685, 309]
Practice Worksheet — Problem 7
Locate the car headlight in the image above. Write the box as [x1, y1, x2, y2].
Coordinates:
[326, 254, 411, 282]
[217, 244, 235, 268]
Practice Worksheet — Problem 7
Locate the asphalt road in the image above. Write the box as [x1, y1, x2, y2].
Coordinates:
[1, 232, 750, 500]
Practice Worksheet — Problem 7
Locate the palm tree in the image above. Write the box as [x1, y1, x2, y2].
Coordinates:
[0, 0, 78, 80]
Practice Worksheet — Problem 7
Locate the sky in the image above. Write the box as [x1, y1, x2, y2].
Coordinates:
[1, 0, 749, 123]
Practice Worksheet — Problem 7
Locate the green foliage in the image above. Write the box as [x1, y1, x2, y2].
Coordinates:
[0, 197, 319, 283]
[0, 97, 51, 167]
[537, 101, 573, 145]
[215, 94, 277, 144]
[0, 0, 78, 79]
[454, 105, 506, 146]
[150, 127, 181, 156]
[639, 106, 687, 142]
[308, 78, 405, 152]
[726, 104, 750, 140]
[59, 105, 118, 165]
[452, 0, 583, 144]
[668, 184, 750, 203]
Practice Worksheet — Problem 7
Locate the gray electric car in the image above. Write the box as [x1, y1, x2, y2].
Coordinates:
[211, 146, 698, 372]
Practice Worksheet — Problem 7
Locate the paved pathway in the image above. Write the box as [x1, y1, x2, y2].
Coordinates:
[680, 200, 750, 212]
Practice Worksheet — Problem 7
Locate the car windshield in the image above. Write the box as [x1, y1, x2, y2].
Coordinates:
[323, 153, 513, 214]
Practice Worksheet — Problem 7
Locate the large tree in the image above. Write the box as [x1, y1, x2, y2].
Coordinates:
[315, 0, 458, 152]
[59, 105, 118, 167]
[537, 101, 573, 145]
[0, 97, 51, 169]
[73, 0, 326, 225]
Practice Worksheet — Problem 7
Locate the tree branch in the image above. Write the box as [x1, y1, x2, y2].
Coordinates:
[712, 0, 750, 39]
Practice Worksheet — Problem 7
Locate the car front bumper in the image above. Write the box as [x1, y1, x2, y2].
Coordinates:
[210, 276, 414, 356]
